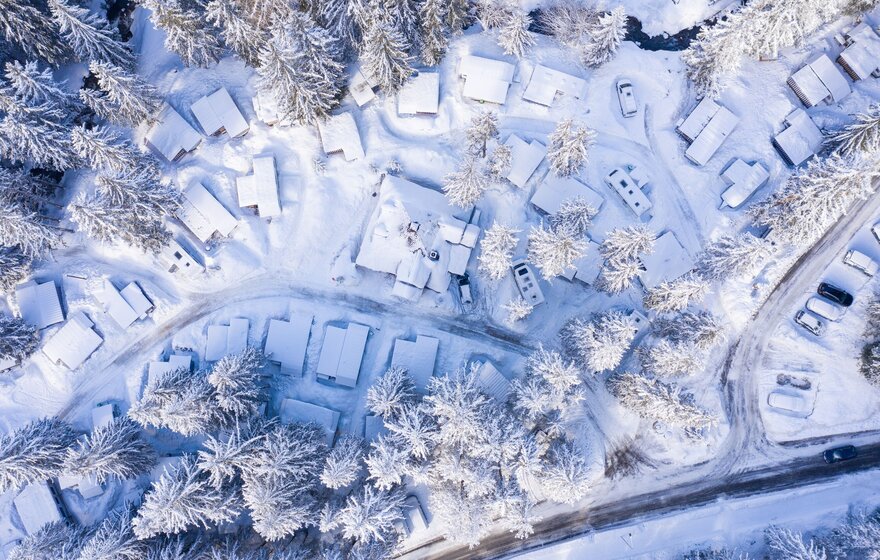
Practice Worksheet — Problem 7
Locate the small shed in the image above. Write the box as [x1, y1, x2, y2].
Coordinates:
[638, 232, 694, 289]
[459, 55, 515, 104]
[190, 87, 249, 137]
[316, 323, 370, 388]
[720, 159, 770, 209]
[42, 313, 103, 369]
[95, 279, 152, 330]
[390, 335, 439, 392]
[787, 54, 851, 107]
[178, 182, 238, 243]
[522, 64, 586, 106]
[264, 315, 313, 376]
[13, 482, 64, 535]
[15, 280, 63, 330]
[676, 98, 739, 166]
[350, 68, 379, 107]
[144, 104, 202, 161]
[147, 353, 192, 385]
[318, 113, 365, 161]
[158, 238, 203, 275]
[398, 72, 440, 116]
[772, 109, 823, 166]
[279, 398, 340, 445]
[561, 239, 602, 284]
[205, 318, 249, 361]
[474, 360, 511, 402]
[237, 155, 281, 218]
[604, 167, 652, 218]
[838, 24, 880, 80]
[530, 176, 605, 216]
[505, 135, 545, 188]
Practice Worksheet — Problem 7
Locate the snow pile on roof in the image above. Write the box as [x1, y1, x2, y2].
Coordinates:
[279, 398, 340, 445]
[316, 322, 370, 388]
[94, 279, 152, 330]
[15, 280, 63, 329]
[147, 353, 192, 385]
[720, 159, 770, 209]
[190, 87, 249, 137]
[13, 482, 63, 534]
[349, 67, 379, 107]
[398, 72, 440, 116]
[838, 24, 880, 80]
[318, 112, 364, 161]
[638, 232, 694, 289]
[178, 182, 238, 242]
[505, 134, 545, 188]
[205, 318, 249, 361]
[459, 55, 515, 104]
[390, 335, 439, 392]
[522, 64, 586, 106]
[561, 240, 603, 284]
[772, 108, 824, 166]
[264, 315, 313, 376]
[236, 155, 281, 218]
[157, 238, 203, 275]
[42, 313, 103, 370]
[531, 175, 605, 216]
[144, 103, 201, 162]
[474, 360, 511, 402]
[676, 98, 739, 166]
[787, 54, 851, 108]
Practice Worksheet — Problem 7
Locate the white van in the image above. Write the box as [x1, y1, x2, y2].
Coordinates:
[616, 80, 638, 118]
[795, 310, 823, 335]
[843, 249, 879, 276]
[511, 259, 545, 306]
[806, 297, 844, 321]
[767, 391, 809, 414]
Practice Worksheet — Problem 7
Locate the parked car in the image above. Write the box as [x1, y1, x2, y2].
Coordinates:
[805, 296, 844, 322]
[457, 275, 473, 305]
[872, 223, 880, 244]
[823, 445, 857, 464]
[511, 259, 545, 306]
[616, 79, 638, 118]
[795, 310, 824, 336]
[818, 282, 854, 307]
[843, 249, 879, 276]
[767, 391, 810, 414]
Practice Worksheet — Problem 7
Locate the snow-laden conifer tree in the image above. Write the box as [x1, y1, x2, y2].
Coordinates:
[0, 0, 65, 64]
[0, 167, 59, 212]
[366, 366, 417, 419]
[596, 257, 642, 294]
[128, 367, 219, 435]
[539, 0, 595, 47]
[430, 482, 492, 548]
[78, 507, 146, 560]
[198, 417, 268, 487]
[318, 0, 369, 58]
[551, 197, 596, 236]
[7, 521, 87, 560]
[503, 297, 533, 323]
[476, 0, 514, 30]
[443, 156, 489, 208]
[607, 372, 717, 431]
[425, 366, 493, 448]
[207, 347, 265, 418]
[497, 9, 535, 58]
[643, 274, 709, 314]
[68, 192, 171, 254]
[381, 0, 421, 51]
[205, 0, 265, 66]
[512, 346, 584, 426]
[446, 0, 471, 34]
[680, 11, 748, 99]
[365, 433, 410, 490]
[0, 417, 77, 492]
[85, 61, 163, 126]
[466, 111, 499, 158]
[828, 104, 880, 156]
[478, 222, 518, 280]
[2, 61, 79, 110]
[71, 124, 152, 174]
[321, 434, 365, 489]
[419, 0, 447, 66]
[0, 110, 74, 171]
[765, 526, 828, 560]
[141, 0, 223, 67]
[0, 315, 37, 368]
[582, 6, 626, 67]
[0, 205, 59, 258]
[539, 439, 593, 505]
[360, 13, 414, 93]
[829, 509, 880, 558]
[62, 417, 156, 483]
[48, 0, 134, 67]
[601, 225, 655, 262]
[547, 118, 596, 176]
[527, 224, 587, 279]
[560, 311, 637, 374]
[0, 247, 31, 294]
[385, 404, 437, 460]
[489, 143, 511, 181]
[639, 339, 705, 377]
[699, 233, 773, 281]
[336, 485, 406, 545]
[654, 310, 725, 351]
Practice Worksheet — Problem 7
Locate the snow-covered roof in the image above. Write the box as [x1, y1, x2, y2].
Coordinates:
[95, 279, 140, 330]
[398, 72, 440, 115]
[147, 353, 192, 385]
[363, 414, 388, 442]
[253, 89, 286, 126]
[144, 103, 202, 162]
[190, 87, 249, 137]
[57, 470, 102, 499]
[279, 398, 340, 445]
[459, 55, 515, 104]
[684, 105, 739, 166]
[158, 238, 203, 275]
[561, 240, 602, 284]
[474, 360, 510, 402]
[121, 282, 152, 318]
[447, 244, 474, 276]
[179, 182, 238, 242]
[530, 175, 605, 216]
[264, 315, 312, 376]
[42, 313, 103, 369]
[316, 323, 369, 388]
[522, 64, 586, 106]
[787, 54, 851, 107]
[773, 108, 824, 166]
[676, 98, 720, 142]
[838, 24, 880, 80]
[15, 280, 63, 330]
[505, 134, 545, 188]
[403, 495, 429, 534]
[350, 67, 379, 107]
[13, 482, 63, 534]
[720, 159, 770, 208]
[92, 403, 115, 429]
[237, 155, 281, 218]
[318, 113, 364, 161]
[638, 232, 694, 289]
[391, 335, 439, 392]
[604, 167, 652, 217]
[205, 318, 249, 361]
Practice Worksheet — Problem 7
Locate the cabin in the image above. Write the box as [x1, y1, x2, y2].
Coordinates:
[15, 280, 63, 329]
[676, 98, 739, 166]
[603, 167, 652, 218]
[42, 313, 103, 369]
[719, 159, 770, 209]
[837, 24, 880, 80]
[505, 134, 545, 188]
[264, 315, 313, 376]
[637, 232, 694, 289]
[530, 175, 605, 216]
[177, 182, 238, 243]
[349, 67, 380, 107]
[474, 360, 511, 402]
[147, 354, 192, 385]
[144, 104, 202, 161]
[390, 335, 439, 392]
[316, 322, 370, 388]
[772, 108, 823, 166]
[190, 87, 249, 137]
[398, 72, 440, 116]
[237, 155, 281, 218]
[459, 55, 515, 104]
[58, 404, 116, 499]
[279, 398, 340, 445]
[318, 112, 365, 161]
[158, 238, 203, 275]
[787, 54, 851, 108]
[94, 279, 152, 330]
[560, 239, 603, 284]
[205, 318, 249, 361]
[13, 482, 65, 534]
[522, 64, 586, 107]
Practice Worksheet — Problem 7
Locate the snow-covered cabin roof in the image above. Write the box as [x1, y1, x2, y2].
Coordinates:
[787, 54, 851, 108]
[505, 134, 545, 188]
[474, 360, 511, 402]
[773, 108, 823, 166]
[363, 414, 388, 442]
[147, 353, 192, 385]
[398, 72, 440, 116]
[838, 24, 880, 80]
[42, 313, 103, 369]
[179, 182, 238, 242]
[350, 67, 379, 107]
[720, 159, 770, 208]
[390, 335, 439, 392]
[92, 403, 115, 429]
[122, 282, 152, 317]
[402, 496, 429, 535]
[530, 175, 605, 216]
[459, 55, 515, 104]
[158, 238, 203, 275]
[57, 470, 102, 499]
[447, 244, 474, 276]
[95, 279, 141, 330]
[676, 98, 720, 142]
[15, 280, 63, 330]
[144, 103, 201, 162]
[638, 232, 694, 289]
[264, 315, 313, 376]
[561, 239, 602, 284]
[681, 102, 739, 166]
[205, 318, 249, 361]
[13, 482, 63, 534]
[604, 167, 652, 217]
[190, 87, 249, 137]
[236, 155, 281, 218]
[522, 64, 586, 106]
[279, 398, 339, 445]
[316, 323, 369, 388]
[318, 113, 364, 161]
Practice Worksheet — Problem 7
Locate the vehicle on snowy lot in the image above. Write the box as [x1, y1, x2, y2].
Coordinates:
[818, 282, 854, 307]
[872, 223, 880, 244]
[511, 259, 545, 306]
[616, 79, 637, 117]
[795, 310, 824, 336]
[457, 274, 473, 305]
[823, 445, 857, 463]
[805, 296, 844, 322]
[843, 249, 879, 276]
[767, 390, 810, 414]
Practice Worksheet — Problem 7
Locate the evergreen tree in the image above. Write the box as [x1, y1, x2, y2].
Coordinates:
[654, 310, 725, 351]
[607, 372, 717, 431]
[0, 0, 65, 64]
[489, 143, 511, 181]
[318, 0, 369, 58]
[765, 526, 828, 560]
[8, 521, 86, 560]
[0, 314, 38, 367]
[640, 339, 705, 377]
[48, 0, 134, 67]
[62, 417, 156, 483]
[336, 485, 406, 546]
[68, 192, 171, 254]
[465, 111, 499, 158]
[476, 0, 514, 30]
[321, 434, 365, 489]
[366, 366, 417, 419]
[95, 169, 177, 213]
[828, 104, 880, 156]
[207, 347, 266, 418]
[85, 61, 163, 126]
[198, 416, 268, 488]
[446, 0, 472, 34]
[527, 224, 587, 279]
[497, 9, 534, 58]
[0, 417, 78, 492]
[560, 311, 637, 374]
[0, 167, 61, 211]
[598, 225, 655, 293]
[582, 6, 626, 67]
[0, 247, 31, 294]
[478, 222, 519, 281]
[2, 61, 79, 110]
[385, 403, 437, 460]
[0, 109, 74, 171]
[539, 0, 595, 48]
[539, 439, 592, 505]
[550, 197, 596, 236]
[141, 0, 224, 67]
[360, 14, 414, 93]
[547, 118, 596, 176]
[78, 507, 147, 560]
[443, 156, 489, 208]
[71, 124, 152, 174]
[205, 0, 265, 67]
[381, 0, 421, 51]
[0, 205, 59, 258]
[365, 433, 411, 490]
[699, 233, 774, 281]
[503, 297, 533, 323]
[128, 367, 220, 435]
[419, 0, 447, 66]
[643, 274, 709, 314]
[680, 11, 748, 99]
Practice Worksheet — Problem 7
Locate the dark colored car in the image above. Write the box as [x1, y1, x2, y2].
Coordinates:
[818, 282, 854, 307]
[823, 445, 857, 464]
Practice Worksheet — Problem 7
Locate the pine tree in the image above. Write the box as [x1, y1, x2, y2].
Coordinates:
[497, 9, 534, 58]
[198, 417, 268, 487]
[95, 169, 177, 213]
[446, 0, 472, 34]
[364, 433, 410, 489]
[443, 156, 489, 208]
[465, 111, 499, 158]
[503, 297, 533, 323]
[560, 311, 637, 374]
[48, 0, 134, 66]
[654, 310, 725, 351]
[0, 314, 38, 367]
[539, 439, 592, 505]
[828, 104, 880, 157]
[385, 404, 437, 459]
[321, 434, 365, 489]
[597, 225, 655, 293]
[478, 222, 519, 281]
[205, 0, 265, 67]
[0, 417, 78, 492]
[141, 0, 224, 67]
[381, 0, 421, 51]
[318, 0, 368, 58]
[643, 274, 709, 313]
[336, 485, 406, 545]
[8, 521, 87, 560]
[527, 224, 587, 280]
[68, 192, 171, 254]
[0, 110, 74, 171]
[430, 482, 492, 548]
[680, 11, 748, 99]
[547, 118, 596, 176]
[476, 0, 514, 30]
[419, 0, 447, 66]
[607, 372, 717, 431]
[366, 366, 417, 419]
[360, 14, 414, 93]
[207, 347, 265, 418]
[640, 339, 705, 377]
[489, 143, 511, 181]
[2, 61, 79, 110]
[128, 367, 220, 435]
[765, 526, 828, 560]
[71, 124, 153, 174]
[62, 417, 156, 483]
[86, 61, 163, 126]
[0, 205, 59, 258]
[539, 0, 595, 48]
[78, 507, 147, 560]
[582, 6, 626, 67]
[699, 233, 774, 280]
[0, 0, 66, 64]
[551, 197, 596, 236]
[0, 247, 31, 294]
[425, 367, 491, 448]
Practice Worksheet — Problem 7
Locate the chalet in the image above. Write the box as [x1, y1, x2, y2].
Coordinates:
[94, 279, 152, 330]
[603, 166, 652, 218]
[279, 398, 340, 445]
[42, 313, 103, 369]
[13, 482, 65, 534]
[837, 24, 880, 80]
[318, 112, 365, 161]
[505, 134, 545, 188]
[474, 360, 511, 402]
[316, 322, 369, 388]
[459, 55, 515, 104]
[178, 182, 238, 243]
[522, 64, 586, 107]
[530, 175, 605, 216]
[236, 155, 281, 218]
[349, 67, 379, 107]
[205, 318, 249, 361]
[720, 159, 770, 209]
[787, 54, 850, 107]
[264, 315, 313, 376]
[676, 98, 739, 166]
[158, 238, 203, 275]
[637, 232, 694, 289]
[398, 72, 440, 116]
[772, 108, 823, 166]
[560, 239, 603, 284]
[15, 280, 63, 329]
[144, 104, 201, 161]
[390, 335, 439, 392]
[190, 87, 249, 137]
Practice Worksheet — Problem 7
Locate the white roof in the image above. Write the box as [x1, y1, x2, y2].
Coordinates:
[14, 482, 63, 534]
[461, 223, 480, 248]
[676, 98, 720, 142]
[16, 280, 63, 329]
[684, 105, 739, 166]
[253, 89, 285, 126]
[190, 87, 249, 137]
[96, 279, 139, 330]
[316, 323, 369, 388]
[505, 135, 545, 188]
[788, 54, 850, 107]
[318, 113, 364, 161]
[91, 403, 115, 429]
[205, 318, 249, 361]
[264, 315, 312, 375]
[147, 354, 192, 385]
[144, 103, 201, 161]
[475, 361, 510, 402]
[530, 176, 605, 215]
[459, 55, 515, 104]
[158, 238, 203, 275]
[563, 240, 602, 284]
[121, 282, 152, 318]
[398, 72, 440, 115]
[42, 313, 103, 369]
[522, 64, 586, 106]
[279, 398, 340, 445]
[720, 159, 770, 208]
[391, 280, 423, 301]
[447, 244, 473, 276]
[390, 335, 439, 392]
[638, 232, 695, 289]
[396, 253, 432, 289]
[179, 182, 238, 242]
[839, 25, 880, 79]
[604, 168, 652, 217]
[363, 414, 388, 442]
[350, 68, 378, 107]
[773, 109, 824, 166]
[237, 155, 281, 218]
